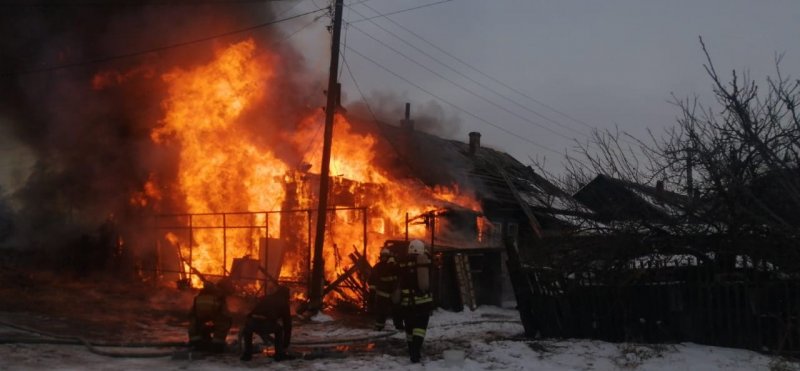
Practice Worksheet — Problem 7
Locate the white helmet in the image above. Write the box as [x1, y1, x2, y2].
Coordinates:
[380, 248, 391, 257]
[408, 239, 425, 255]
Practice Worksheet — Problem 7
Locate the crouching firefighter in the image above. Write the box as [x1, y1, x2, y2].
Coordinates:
[188, 279, 233, 353]
[240, 284, 293, 362]
[369, 248, 404, 331]
[399, 239, 433, 363]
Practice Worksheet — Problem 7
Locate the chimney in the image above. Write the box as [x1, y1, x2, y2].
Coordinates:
[469, 132, 481, 155]
[400, 102, 414, 131]
[656, 180, 664, 194]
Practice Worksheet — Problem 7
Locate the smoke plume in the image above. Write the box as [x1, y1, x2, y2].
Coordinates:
[0, 1, 317, 251]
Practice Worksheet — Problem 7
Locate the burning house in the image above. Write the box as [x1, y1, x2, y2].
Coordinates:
[366, 104, 587, 310]
[144, 58, 583, 310]
[141, 40, 493, 306]
[0, 1, 581, 312]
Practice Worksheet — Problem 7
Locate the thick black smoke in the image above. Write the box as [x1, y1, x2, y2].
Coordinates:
[346, 90, 463, 139]
[0, 1, 316, 252]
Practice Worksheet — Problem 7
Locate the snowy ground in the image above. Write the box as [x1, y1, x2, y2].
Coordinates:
[1, 306, 798, 371]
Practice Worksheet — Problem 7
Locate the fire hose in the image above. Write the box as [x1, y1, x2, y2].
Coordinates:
[0, 320, 180, 358]
[291, 330, 397, 346]
[0, 318, 519, 358]
[0, 319, 401, 357]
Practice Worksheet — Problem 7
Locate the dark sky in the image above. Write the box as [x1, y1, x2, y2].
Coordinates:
[1, 0, 799, 192]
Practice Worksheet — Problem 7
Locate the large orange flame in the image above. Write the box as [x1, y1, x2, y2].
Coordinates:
[140, 39, 482, 302]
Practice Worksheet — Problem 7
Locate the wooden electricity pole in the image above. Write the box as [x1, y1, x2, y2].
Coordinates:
[309, 0, 344, 311]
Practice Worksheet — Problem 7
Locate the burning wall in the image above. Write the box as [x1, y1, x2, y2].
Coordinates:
[146, 38, 482, 297]
[0, 4, 485, 297]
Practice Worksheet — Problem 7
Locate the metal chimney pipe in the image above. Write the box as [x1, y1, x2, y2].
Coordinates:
[469, 132, 481, 155]
[401, 102, 414, 131]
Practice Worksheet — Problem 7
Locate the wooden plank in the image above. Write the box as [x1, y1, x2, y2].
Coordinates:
[454, 254, 477, 311]
[497, 168, 542, 239]
[323, 263, 359, 296]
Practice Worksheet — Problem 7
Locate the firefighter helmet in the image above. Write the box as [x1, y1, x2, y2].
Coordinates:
[408, 239, 425, 255]
[380, 248, 392, 257]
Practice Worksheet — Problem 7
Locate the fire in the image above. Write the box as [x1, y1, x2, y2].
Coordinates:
[130, 175, 162, 208]
[136, 38, 481, 303]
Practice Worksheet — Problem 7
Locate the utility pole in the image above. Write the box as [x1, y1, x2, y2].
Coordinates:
[309, 0, 344, 312]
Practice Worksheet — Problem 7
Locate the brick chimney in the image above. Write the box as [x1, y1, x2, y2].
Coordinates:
[469, 132, 481, 155]
[400, 102, 414, 131]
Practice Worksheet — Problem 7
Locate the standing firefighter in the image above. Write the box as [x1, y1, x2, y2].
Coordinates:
[369, 248, 404, 331]
[398, 239, 433, 363]
[188, 279, 232, 353]
[240, 284, 293, 362]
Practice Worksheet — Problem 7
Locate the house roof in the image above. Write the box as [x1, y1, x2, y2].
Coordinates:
[573, 174, 688, 223]
[373, 122, 586, 230]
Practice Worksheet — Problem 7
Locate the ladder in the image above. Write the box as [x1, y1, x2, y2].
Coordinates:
[454, 254, 477, 310]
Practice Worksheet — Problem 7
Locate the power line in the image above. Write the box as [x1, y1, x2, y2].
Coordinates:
[345, 9, 588, 144]
[348, 0, 453, 23]
[341, 54, 379, 128]
[345, 21, 578, 142]
[349, 3, 591, 140]
[355, 1, 597, 133]
[0, 0, 295, 7]
[346, 0, 375, 7]
[1, 6, 328, 77]
[344, 45, 562, 156]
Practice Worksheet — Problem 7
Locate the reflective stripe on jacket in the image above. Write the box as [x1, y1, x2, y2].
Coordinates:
[398, 253, 432, 307]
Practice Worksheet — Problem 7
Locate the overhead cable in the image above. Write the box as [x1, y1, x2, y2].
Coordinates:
[344, 45, 562, 156]
[1, 6, 328, 77]
[346, 12, 580, 142]
[356, 1, 598, 133]
[348, 0, 454, 23]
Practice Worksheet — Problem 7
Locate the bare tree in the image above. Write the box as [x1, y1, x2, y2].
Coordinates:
[532, 37, 800, 272]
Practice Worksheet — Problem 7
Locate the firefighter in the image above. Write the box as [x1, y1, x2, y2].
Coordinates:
[398, 239, 433, 363]
[239, 284, 293, 362]
[188, 279, 233, 353]
[369, 248, 404, 331]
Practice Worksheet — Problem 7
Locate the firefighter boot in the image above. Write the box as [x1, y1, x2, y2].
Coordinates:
[240, 336, 253, 361]
[410, 336, 424, 363]
[406, 341, 416, 363]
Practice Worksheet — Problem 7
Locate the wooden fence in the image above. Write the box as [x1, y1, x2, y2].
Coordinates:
[520, 267, 800, 353]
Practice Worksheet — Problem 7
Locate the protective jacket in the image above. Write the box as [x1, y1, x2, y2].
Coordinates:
[398, 253, 433, 308]
[369, 255, 403, 330]
[398, 252, 433, 363]
[240, 286, 292, 361]
[188, 285, 231, 351]
[369, 256, 399, 299]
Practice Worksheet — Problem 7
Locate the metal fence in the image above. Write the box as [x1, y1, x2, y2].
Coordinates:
[150, 207, 368, 289]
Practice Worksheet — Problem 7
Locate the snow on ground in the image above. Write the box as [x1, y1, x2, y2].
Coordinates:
[1, 306, 798, 371]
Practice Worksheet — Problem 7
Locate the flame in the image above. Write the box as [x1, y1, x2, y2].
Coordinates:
[130, 175, 162, 207]
[141, 39, 481, 303]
